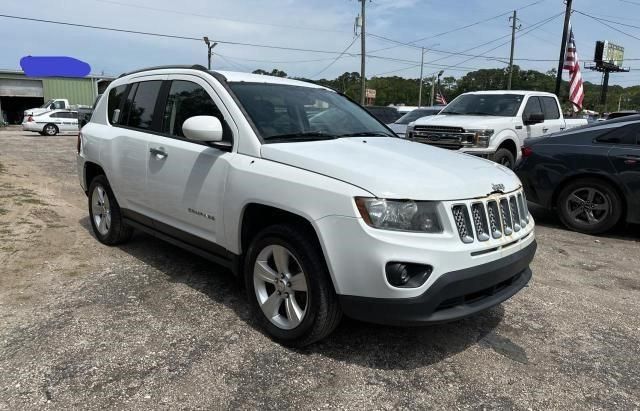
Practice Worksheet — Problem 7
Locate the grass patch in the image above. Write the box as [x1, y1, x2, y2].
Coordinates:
[0, 208, 8, 216]
[0, 162, 6, 174]
[16, 197, 48, 206]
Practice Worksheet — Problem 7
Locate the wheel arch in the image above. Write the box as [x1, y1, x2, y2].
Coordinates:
[497, 138, 518, 160]
[551, 172, 628, 219]
[84, 161, 106, 192]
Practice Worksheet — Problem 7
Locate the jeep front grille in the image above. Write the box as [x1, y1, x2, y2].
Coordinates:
[451, 190, 529, 243]
[452, 205, 474, 243]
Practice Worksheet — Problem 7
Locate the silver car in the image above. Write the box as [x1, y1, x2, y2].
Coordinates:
[387, 106, 444, 137]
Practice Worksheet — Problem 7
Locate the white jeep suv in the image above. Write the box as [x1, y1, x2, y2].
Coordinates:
[77, 65, 536, 346]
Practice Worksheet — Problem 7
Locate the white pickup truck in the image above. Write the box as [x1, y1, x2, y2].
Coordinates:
[24, 99, 71, 119]
[406, 91, 587, 168]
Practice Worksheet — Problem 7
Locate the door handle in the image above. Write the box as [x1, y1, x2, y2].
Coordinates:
[542, 127, 549, 133]
[617, 154, 640, 164]
[149, 147, 168, 159]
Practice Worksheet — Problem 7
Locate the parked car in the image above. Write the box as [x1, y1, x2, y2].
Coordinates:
[516, 114, 640, 234]
[388, 106, 444, 137]
[365, 105, 402, 124]
[22, 109, 79, 136]
[78, 65, 536, 346]
[605, 110, 639, 121]
[407, 91, 588, 169]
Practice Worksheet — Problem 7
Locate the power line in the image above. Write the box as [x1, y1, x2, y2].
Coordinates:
[0, 14, 360, 55]
[574, 10, 640, 42]
[311, 35, 360, 78]
[368, 0, 547, 53]
[88, 0, 351, 34]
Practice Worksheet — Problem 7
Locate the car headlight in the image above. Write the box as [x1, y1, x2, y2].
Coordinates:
[355, 197, 443, 233]
[406, 122, 415, 138]
[466, 129, 494, 147]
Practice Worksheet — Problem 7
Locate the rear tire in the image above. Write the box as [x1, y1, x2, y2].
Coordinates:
[556, 178, 622, 235]
[493, 148, 515, 169]
[244, 224, 342, 347]
[43, 123, 58, 136]
[88, 175, 133, 245]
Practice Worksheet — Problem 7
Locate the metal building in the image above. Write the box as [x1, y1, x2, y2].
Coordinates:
[0, 70, 113, 124]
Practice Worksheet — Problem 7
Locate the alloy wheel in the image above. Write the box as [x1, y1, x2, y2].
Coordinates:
[565, 187, 610, 226]
[45, 125, 56, 136]
[91, 185, 112, 235]
[253, 244, 309, 330]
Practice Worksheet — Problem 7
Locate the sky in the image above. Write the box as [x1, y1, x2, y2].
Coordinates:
[1, 0, 640, 86]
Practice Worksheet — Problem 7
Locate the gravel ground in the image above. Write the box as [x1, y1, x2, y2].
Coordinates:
[0, 126, 639, 410]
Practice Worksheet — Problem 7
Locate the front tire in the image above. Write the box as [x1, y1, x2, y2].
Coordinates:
[556, 178, 622, 234]
[493, 148, 515, 169]
[88, 175, 133, 245]
[244, 224, 342, 347]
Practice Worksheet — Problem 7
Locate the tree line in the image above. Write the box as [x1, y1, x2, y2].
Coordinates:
[253, 66, 640, 114]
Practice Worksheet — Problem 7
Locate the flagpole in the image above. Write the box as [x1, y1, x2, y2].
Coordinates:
[555, 0, 573, 97]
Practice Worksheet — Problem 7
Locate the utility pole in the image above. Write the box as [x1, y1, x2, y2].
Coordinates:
[203, 37, 218, 70]
[508, 10, 519, 90]
[618, 95, 623, 111]
[555, 0, 573, 96]
[430, 74, 436, 106]
[359, 0, 366, 105]
[418, 47, 425, 107]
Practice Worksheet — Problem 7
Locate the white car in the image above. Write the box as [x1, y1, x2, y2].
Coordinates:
[77, 65, 536, 346]
[407, 91, 588, 169]
[23, 109, 79, 136]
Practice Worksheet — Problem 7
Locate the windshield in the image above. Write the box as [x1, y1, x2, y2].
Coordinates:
[40, 99, 54, 108]
[441, 94, 524, 117]
[395, 108, 442, 124]
[229, 83, 393, 142]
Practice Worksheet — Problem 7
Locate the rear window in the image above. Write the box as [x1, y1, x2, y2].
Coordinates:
[108, 85, 127, 125]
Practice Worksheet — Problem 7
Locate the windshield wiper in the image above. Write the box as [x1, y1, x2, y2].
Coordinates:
[464, 111, 499, 116]
[338, 131, 394, 137]
[263, 131, 338, 142]
[441, 111, 463, 115]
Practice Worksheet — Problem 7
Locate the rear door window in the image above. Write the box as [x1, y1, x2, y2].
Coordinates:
[125, 81, 163, 130]
[540, 97, 560, 120]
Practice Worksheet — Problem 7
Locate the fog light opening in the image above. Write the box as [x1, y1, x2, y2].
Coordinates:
[385, 262, 433, 288]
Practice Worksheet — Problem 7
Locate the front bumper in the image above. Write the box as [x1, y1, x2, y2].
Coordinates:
[339, 240, 536, 325]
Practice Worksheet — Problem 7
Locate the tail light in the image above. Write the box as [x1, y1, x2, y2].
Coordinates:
[521, 146, 533, 158]
[27, 115, 34, 122]
[77, 131, 82, 154]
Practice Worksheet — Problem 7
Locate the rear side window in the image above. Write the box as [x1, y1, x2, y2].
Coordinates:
[540, 97, 560, 120]
[596, 124, 640, 145]
[108, 85, 127, 125]
[125, 81, 163, 130]
[161, 80, 229, 139]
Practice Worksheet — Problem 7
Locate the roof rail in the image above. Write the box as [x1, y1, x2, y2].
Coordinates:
[118, 64, 209, 78]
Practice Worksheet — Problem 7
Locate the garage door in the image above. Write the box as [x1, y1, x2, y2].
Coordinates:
[0, 79, 43, 97]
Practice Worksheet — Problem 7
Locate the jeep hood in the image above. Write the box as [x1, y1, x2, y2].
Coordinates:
[415, 114, 514, 129]
[260, 137, 521, 200]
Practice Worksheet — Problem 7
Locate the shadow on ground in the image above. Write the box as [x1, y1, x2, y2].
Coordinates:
[529, 203, 640, 241]
[78, 216, 503, 370]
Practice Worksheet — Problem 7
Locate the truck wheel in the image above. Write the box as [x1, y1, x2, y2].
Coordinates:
[493, 148, 515, 169]
[43, 123, 58, 136]
[244, 224, 342, 347]
[88, 175, 133, 245]
[556, 178, 622, 235]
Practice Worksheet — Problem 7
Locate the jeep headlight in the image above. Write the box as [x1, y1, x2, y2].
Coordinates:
[355, 198, 442, 233]
[466, 129, 494, 147]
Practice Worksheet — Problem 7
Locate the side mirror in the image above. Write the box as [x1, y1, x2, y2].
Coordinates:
[111, 109, 120, 124]
[524, 112, 544, 125]
[49, 104, 55, 109]
[182, 115, 223, 142]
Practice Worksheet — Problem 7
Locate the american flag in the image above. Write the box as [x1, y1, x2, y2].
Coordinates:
[436, 90, 447, 105]
[563, 26, 584, 111]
